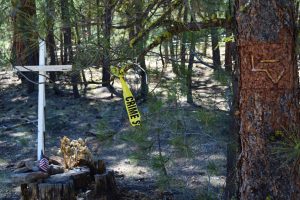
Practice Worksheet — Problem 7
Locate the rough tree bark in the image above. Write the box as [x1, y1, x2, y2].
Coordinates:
[236, 0, 300, 199]
[11, 0, 39, 93]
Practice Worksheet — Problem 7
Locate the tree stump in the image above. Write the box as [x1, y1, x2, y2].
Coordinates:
[95, 174, 107, 194]
[21, 180, 75, 200]
[12, 172, 49, 184]
[93, 159, 106, 174]
[95, 171, 118, 200]
[20, 167, 90, 200]
[16, 154, 116, 199]
[38, 181, 75, 200]
[45, 167, 91, 190]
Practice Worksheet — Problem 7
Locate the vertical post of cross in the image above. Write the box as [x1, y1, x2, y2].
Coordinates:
[15, 40, 72, 160]
[38, 40, 46, 160]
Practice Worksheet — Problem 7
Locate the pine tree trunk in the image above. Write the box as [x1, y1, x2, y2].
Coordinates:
[96, 0, 101, 47]
[202, 34, 208, 57]
[11, 0, 39, 93]
[46, 0, 60, 94]
[180, 7, 188, 76]
[211, 28, 221, 69]
[45, 0, 56, 66]
[224, 29, 232, 72]
[163, 42, 169, 63]
[236, 1, 300, 199]
[169, 37, 178, 75]
[134, 0, 148, 99]
[102, 0, 112, 87]
[60, 32, 64, 65]
[187, 17, 195, 104]
[225, 42, 239, 199]
[86, 1, 92, 40]
[60, 0, 80, 98]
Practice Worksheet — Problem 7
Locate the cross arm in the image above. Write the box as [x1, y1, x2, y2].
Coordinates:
[14, 65, 72, 72]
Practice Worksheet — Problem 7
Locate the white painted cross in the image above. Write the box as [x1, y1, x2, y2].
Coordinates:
[15, 40, 72, 160]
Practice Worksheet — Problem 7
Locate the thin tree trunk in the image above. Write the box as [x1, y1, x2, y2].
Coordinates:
[175, 38, 179, 64]
[163, 42, 169, 63]
[60, 0, 80, 98]
[134, 0, 148, 99]
[211, 28, 221, 69]
[236, 0, 300, 199]
[225, 0, 233, 72]
[180, 7, 188, 76]
[96, 0, 101, 47]
[169, 37, 177, 75]
[224, 38, 239, 199]
[202, 34, 208, 56]
[87, 1, 92, 40]
[45, 0, 60, 94]
[224, 29, 232, 72]
[60, 32, 63, 65]
[187, 28, 195, 104]
[102, 0, 112, 87]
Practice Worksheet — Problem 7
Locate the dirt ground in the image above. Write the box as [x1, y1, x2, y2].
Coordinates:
[0, 59, 230, 199]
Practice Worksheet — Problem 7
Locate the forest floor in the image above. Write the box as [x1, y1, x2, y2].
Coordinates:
[0, 55, 232, 199]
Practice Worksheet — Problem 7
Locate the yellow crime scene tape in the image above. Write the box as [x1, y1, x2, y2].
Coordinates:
[111, 66, 141, 126]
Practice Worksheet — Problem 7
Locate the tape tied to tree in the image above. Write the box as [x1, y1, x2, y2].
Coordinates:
[111, 66, 141, 126]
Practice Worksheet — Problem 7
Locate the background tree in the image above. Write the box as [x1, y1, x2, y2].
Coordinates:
[45, 0, 60, 94]
[102, 0, 113, 87]
[11, 0, 39, 93]
[60, 0, 80, 98]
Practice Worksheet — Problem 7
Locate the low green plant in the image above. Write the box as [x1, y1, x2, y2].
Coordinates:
[272, 126, 300, 172]
[206, 160, 219, 196]
[170, 135, 193, 157]
[212, 69, 230, 86]
[196, 109, 217, 128]
[207, 161, 218, 176]
[196, 190, 217, 200]
[96, 119, 116, 143]
[19, 137, 28, 146]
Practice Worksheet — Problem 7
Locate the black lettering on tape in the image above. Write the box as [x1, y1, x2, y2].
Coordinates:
[130, 114, 139, 119]
[125, 96, 134, 101]
[126, 100, 136, 107]
[132, 120, 141, 125]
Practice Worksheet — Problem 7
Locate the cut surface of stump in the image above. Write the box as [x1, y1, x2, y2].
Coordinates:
[45, 166, 91, 189]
